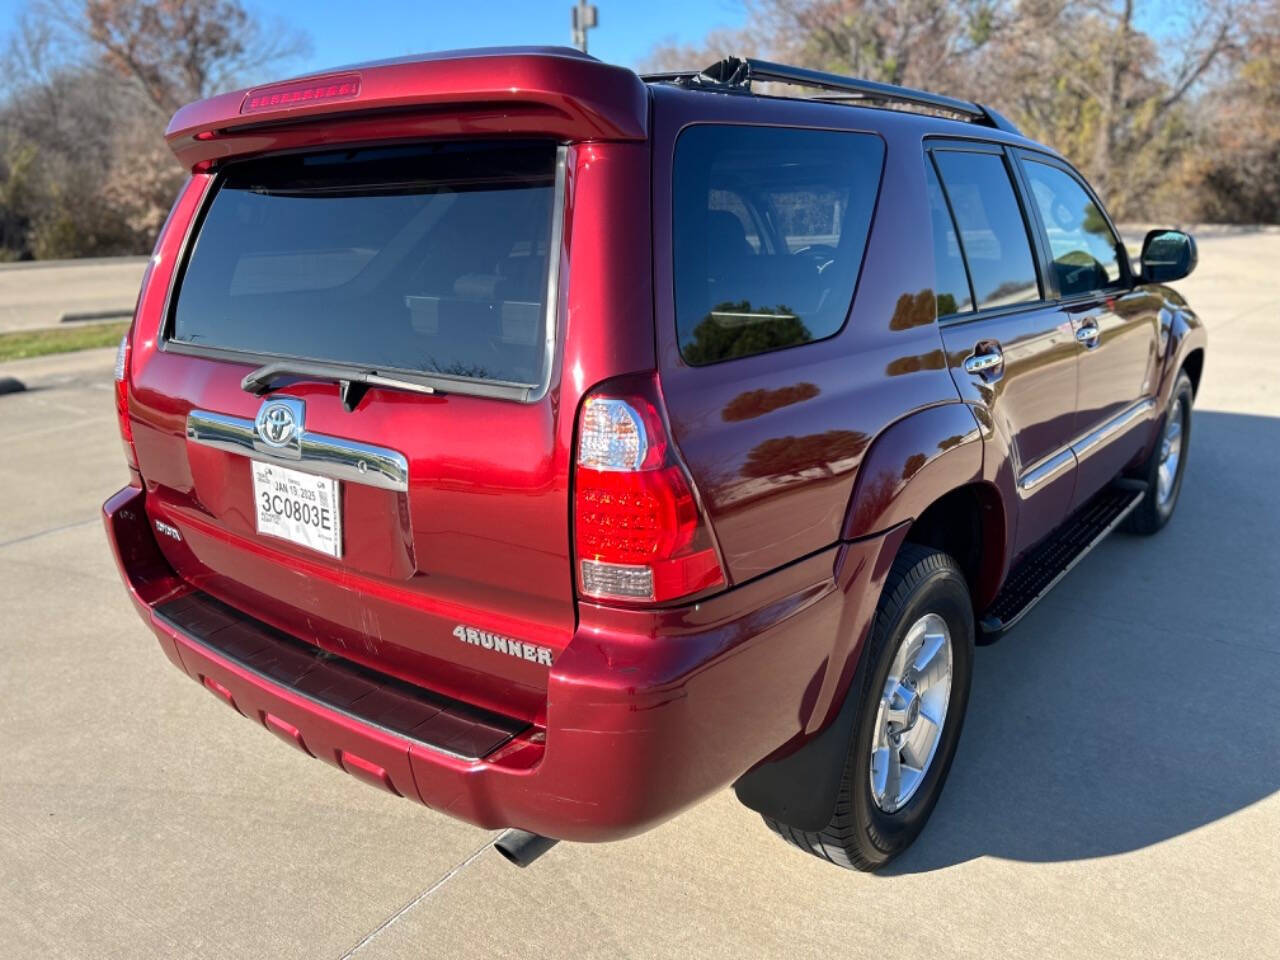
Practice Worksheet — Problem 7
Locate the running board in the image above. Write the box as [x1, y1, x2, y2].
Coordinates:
[978, 481, 1146, 643]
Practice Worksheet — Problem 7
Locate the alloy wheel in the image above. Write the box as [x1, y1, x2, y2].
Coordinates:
[869, 613, 953, 813]
[1157, 395, 1186, 507]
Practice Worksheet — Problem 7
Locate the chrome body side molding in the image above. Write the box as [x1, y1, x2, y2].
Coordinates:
[1071, 397, 1156, 461]
[1019, 449, 1075, 493]
[187, 409, 409, 492]
[1017, 397, 1157, 493]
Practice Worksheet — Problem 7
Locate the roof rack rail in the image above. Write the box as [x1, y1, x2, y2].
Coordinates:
[641, 56, 1021, 136]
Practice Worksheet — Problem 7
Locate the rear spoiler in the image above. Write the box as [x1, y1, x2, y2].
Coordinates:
[165, 46, 648, 170]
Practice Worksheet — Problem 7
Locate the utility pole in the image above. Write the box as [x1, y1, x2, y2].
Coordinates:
[571, 1, 598, 54]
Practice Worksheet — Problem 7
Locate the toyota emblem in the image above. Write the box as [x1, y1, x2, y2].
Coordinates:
[255, 400, 300, 448]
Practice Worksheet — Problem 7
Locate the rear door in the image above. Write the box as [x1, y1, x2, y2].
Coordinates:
[1014, 152, 1160, 508]
[929, 142, 1079, 556]
[129, 140, 573, 721]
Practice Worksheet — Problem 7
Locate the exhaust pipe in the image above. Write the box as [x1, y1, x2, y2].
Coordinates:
[493, 829, 559, 867]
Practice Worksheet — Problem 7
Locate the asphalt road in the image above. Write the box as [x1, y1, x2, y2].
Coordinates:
[1, 229, 1277, 959]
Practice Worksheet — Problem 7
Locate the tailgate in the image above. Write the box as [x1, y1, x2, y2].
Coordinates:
[130, 139, 573, 723]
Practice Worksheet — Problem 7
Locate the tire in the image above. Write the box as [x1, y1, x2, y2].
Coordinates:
[1123, 371, 1193, 535]
[764, 543, 974, 871]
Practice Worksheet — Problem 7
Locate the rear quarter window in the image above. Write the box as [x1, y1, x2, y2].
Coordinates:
[672, 125, 885, 366]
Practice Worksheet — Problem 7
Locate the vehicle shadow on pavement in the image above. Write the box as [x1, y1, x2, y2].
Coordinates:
[883, 410, 1280, 874]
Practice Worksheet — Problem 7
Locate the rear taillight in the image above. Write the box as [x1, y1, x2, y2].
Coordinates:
[573, 377, 726, 604]
[114, 332, 137, 470]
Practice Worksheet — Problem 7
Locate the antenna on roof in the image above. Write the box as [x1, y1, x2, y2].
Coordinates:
[571, 1, 598, 54]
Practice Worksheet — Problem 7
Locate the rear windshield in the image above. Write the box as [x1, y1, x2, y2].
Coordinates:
[171, 141, 560, 389]
[672, 125, 885, 365]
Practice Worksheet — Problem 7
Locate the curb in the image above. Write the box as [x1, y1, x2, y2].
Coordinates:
[0, 255, 149, 272]
[0, 345, 117, 386]
[60, 309, 134, 324]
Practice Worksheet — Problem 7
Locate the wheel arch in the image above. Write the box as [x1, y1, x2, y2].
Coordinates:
[842, 401, 985, 540]
[902, 480, 1007, 612]
[1181, 347, 1205, 397]
[736, 427, 1005, 831]
[1162, 306, 1207, 406]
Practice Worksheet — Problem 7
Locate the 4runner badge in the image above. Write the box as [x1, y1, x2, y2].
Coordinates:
[452, 624, 554, 666]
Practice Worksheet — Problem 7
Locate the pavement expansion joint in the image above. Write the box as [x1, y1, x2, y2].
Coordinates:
[338, 837, 496, 959]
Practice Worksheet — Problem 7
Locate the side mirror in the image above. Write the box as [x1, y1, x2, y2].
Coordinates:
[1140, 229, 1197, 284]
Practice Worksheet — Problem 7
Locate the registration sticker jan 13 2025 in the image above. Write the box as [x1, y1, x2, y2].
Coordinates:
[251, 460, 342, 558]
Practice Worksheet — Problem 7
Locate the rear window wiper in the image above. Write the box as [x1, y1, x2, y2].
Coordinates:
[241, 360, 437, 412]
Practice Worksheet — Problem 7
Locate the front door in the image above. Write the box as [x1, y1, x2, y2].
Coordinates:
[1016, 153, 1161, 507]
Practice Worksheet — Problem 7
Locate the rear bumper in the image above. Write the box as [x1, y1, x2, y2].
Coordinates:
[104, 483, 898, 841]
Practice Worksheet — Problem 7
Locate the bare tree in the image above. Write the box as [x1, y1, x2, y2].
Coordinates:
[751, 0, 1012, 91]
[639, 27, 764, 74]
[1184, 0, 1280, 220]
[639, 0, 1255, 219]
[1008, 0, 1240, 206]
[1, 0, 310, 258]
[37, 0, 311, 112]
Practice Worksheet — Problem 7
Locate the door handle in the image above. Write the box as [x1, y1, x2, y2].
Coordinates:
[1076, 321, 1101, 346]
[963, 345, 1003, 375]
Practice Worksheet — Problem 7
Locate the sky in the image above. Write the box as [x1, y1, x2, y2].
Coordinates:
[0, 0, 748, 81]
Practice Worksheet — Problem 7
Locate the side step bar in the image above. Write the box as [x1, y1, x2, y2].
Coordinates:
[979, 481, 1146, 643]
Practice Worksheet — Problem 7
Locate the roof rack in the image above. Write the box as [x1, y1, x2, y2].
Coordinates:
[641, 56, 1021, 136]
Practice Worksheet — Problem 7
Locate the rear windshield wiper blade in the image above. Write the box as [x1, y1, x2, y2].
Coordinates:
[241, 360, 436, 412]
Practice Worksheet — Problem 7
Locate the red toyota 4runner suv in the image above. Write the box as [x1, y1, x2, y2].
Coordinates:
[104, 48, 1205, 870]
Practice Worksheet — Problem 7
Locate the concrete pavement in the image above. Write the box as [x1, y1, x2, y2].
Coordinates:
[1, 232, 1277, 959]
[0, 257, 147, 332]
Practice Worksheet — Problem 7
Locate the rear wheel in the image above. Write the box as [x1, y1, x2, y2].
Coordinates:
[1124, 370, 1193, 535]
[764, 544, 974, 870]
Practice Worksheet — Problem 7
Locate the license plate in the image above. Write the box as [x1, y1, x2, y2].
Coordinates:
[252, 461, 342, 558]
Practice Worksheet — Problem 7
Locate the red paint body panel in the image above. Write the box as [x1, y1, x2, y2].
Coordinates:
[1061, 290, 1161, 510]
[844, 403, 984, 536]
[651, 89, 969, 583]
[105, 48, 1207, 842]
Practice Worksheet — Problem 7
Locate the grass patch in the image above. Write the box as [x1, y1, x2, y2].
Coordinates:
[0, 320, 129, 362]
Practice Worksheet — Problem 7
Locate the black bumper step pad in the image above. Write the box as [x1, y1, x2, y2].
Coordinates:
[979, 482, 1145, 641]
[154, 591, 528, 760]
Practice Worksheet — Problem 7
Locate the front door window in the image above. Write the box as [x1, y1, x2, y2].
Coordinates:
[1022, 160, 1124, 298]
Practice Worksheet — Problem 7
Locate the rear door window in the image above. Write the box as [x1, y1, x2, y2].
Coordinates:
[672, 125, 885, 365]
[170, 141, 560, 390]
[932, 150, 1040, 311]
[925, 159, 974, 317]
